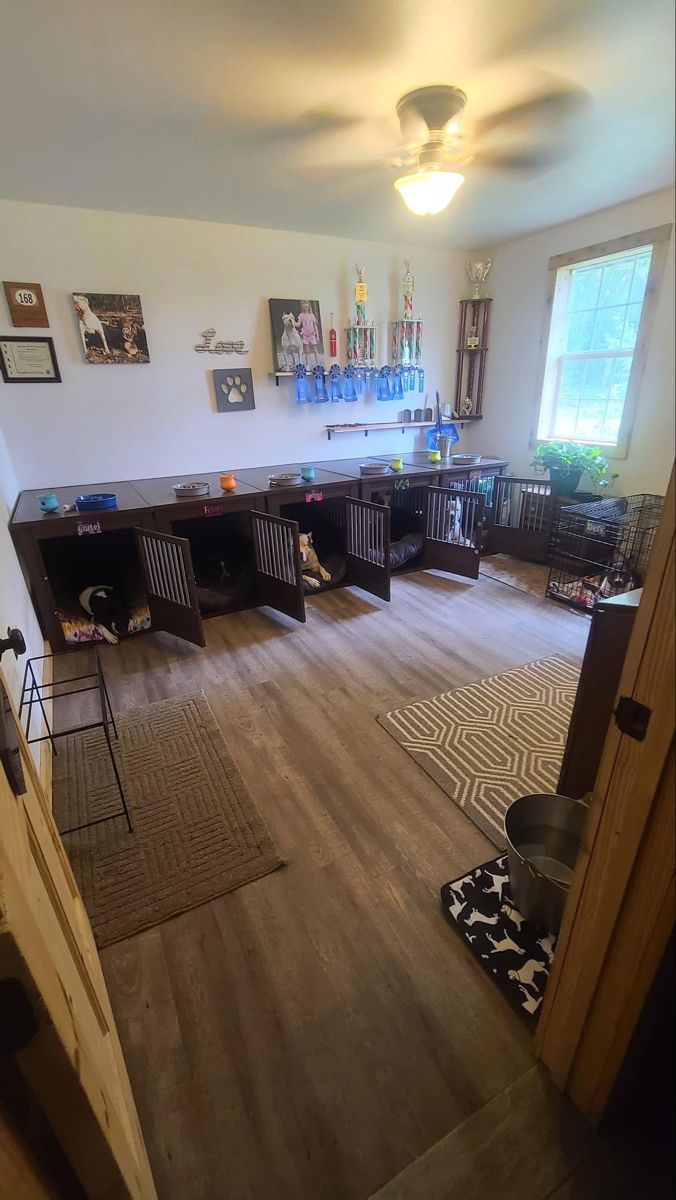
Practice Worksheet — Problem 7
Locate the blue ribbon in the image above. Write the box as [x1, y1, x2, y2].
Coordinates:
[417, 367, 425, 393]
[329, 363, 342, 402]
[355, 367, 365, 396]
[393, 365, 404, 400]
[294, 362, 309, 404]
[343, 365, 357, 402]
[312, 365, 328, 403]
[377, 366, 392, 401]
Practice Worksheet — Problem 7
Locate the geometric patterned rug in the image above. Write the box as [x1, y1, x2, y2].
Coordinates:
[377, 656, 580, 847]
[440, 855, 557, 1027]
[53, 692, 284, 948]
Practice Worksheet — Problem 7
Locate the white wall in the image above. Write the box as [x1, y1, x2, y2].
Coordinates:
[0, 199, 466, 489]
[0, 426, 44, 705]
[462, 187, 675, 496]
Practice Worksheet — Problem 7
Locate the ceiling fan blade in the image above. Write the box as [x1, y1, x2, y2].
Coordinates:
[472, 143, 573, 172]
[473, 84, 588, 139]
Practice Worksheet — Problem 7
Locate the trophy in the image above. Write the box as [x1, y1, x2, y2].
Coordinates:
[465, 258, 492, 299]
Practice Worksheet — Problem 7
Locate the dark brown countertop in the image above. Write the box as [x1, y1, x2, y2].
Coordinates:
[11, 480, 149, 524]
[233, 463, 357, 490]
[313, 457, 440, 480]
[133, 472, 265, 507]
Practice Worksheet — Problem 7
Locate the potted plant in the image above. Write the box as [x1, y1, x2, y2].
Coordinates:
[531, 442, 618, 493]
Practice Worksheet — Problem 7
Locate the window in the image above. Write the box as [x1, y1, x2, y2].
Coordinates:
[537, 225, 671, 457]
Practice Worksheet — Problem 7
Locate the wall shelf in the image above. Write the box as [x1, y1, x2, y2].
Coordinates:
[325, 420, 435, 441]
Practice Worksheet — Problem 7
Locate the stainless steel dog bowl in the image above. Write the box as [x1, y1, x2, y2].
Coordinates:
[451, 453, 483, 465]
[359, 463, 389, 476]
[173, 481, 210, 497]
[268, 472, 303, 487]
[504, 793, 588, 933]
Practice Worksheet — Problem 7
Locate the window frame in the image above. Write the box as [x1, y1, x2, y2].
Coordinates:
[535, 223, 672, 459]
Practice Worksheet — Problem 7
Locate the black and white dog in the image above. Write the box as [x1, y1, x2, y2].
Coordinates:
[79, 586, 130, 644]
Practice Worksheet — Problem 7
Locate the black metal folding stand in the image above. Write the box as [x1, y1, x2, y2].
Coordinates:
[19, 650, 133, 835]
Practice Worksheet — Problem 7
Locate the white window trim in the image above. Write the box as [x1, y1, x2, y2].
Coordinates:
[534, 223, 672, 460]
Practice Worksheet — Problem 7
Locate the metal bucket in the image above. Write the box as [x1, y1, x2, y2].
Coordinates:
[504, 793, 588, 934]
[436, 433, 455, 458]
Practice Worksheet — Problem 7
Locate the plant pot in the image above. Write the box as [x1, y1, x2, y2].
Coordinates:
[548, 468, 582, 493]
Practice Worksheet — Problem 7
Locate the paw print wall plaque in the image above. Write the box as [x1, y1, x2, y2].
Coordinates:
[213, 368, 255, 413]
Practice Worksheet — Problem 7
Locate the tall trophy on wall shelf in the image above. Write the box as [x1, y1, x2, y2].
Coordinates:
[465, 258, 492, 299]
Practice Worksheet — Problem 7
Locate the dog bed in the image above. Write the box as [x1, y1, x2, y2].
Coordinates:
[195, 565, 254, 612]
[389, 531, 424, 569]
[302, 552, 346, 593]
[61, 603, 151, 644]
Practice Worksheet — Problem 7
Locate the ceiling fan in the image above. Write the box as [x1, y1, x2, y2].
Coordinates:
[389, 82, 586, 215]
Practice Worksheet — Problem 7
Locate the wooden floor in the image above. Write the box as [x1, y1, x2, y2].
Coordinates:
[98, 570, 589, 1200]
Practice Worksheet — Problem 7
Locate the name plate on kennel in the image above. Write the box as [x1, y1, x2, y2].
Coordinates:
[305, 489, 323, 503]
[203, 502, 224, 517]
[394, 478, 410, 491]
[76, 519, 103, 536]
[469, 470, 481, 481]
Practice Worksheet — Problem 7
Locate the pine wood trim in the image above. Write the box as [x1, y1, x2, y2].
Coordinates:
[534, 467, 675, 1119]
[547, 222, 673, 270]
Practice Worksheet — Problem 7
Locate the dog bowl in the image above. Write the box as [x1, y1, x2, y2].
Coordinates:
[359, 463, 390, 476]
[451, 453, 483, 466]
[173, 482, 210, 497]
[268, 472, 303, 487]
[74, 493, 117, 511]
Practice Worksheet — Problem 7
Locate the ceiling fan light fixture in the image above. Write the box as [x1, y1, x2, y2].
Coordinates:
[394, 165, 465, 216]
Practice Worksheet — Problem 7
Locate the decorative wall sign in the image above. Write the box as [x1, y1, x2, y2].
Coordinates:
[3, 281, 49, 328]
[269, 299, 325, 371]
[194, 329, 248, 354]
[72, 292, 149, 364]
[0, 336, 61, 383]
[214, 369, 255, 412]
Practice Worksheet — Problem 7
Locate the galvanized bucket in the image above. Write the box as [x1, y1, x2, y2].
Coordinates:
[436, 432, 456, 458]
[504, 793, 588, 934]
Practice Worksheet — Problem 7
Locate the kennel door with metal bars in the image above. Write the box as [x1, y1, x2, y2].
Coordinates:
[134, 527, 207, 646]
[422, 486, 486, 578]
[250, 510, 307, 622]
[486, 476, 555, 563]
[344, 496, 391, 601]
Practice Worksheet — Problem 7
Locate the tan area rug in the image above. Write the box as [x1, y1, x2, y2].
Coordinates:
[53, 693, 283, 947]
[480, 554, 549, 598]
[377, 657, 579, 847]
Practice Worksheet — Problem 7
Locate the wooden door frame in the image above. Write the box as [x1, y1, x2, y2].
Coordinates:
[535, 466, 675, 1123]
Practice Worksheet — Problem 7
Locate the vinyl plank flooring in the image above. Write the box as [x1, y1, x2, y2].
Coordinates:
[98, 572, 589, 1199]
[367, 1065, 594, 1200]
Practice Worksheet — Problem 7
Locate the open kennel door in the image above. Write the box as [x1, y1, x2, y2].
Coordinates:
[422, 486, 485, 579]
[250, 509, 306, 623]
[345, 496, 391, 601]
[486, 476, 554, 562]
[134, 527, 206, 646]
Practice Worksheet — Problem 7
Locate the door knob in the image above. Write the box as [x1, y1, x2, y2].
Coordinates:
[0, 628, 26, 662]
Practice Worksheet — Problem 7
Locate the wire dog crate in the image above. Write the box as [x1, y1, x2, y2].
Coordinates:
[547, 494, 664, 612]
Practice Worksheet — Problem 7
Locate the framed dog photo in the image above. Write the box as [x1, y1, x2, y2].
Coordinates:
[0, 336, 61, 383]
[269, 299, 324, 372]
[214, 368, 255, 412]
[72, 292, 150, 364]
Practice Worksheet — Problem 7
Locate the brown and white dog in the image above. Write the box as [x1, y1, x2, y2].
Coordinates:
[299, 532, 331, 589]
[74, 294, 110, 356]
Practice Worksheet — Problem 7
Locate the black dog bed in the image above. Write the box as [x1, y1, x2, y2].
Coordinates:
[302, 552, 346, 592]
[390, 531, 423, 569]
[196, 564, 254, 611]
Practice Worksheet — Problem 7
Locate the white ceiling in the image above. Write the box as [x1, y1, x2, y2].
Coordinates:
[0, 0, 673, 248]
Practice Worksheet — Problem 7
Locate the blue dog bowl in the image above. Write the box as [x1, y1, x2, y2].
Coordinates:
[74, 493, 118, 511]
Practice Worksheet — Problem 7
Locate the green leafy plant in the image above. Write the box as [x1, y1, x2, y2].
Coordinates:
[532, 442, 619, 490]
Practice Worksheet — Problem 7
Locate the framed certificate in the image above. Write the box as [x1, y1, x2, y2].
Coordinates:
[0, 336, 61, 383]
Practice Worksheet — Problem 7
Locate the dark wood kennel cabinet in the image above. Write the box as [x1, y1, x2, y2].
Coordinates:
[9, 454, 512, 651]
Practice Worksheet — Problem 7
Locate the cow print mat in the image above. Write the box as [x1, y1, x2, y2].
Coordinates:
[440, 855, 556, 1027]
